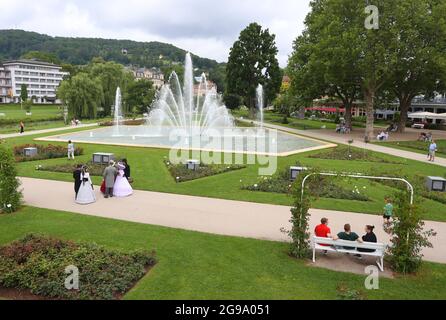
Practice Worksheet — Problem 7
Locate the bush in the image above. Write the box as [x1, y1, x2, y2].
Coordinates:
[165, 160, 246, 182]
[37, 161, 107, 177]
[389, 191, 436, 274]
[308, 146, 403, 164]
[0, 234, 156, 300]
[223, 94, 242, 110]
[242, 167, 369, 202]
[336, 284, 367, 300]
[0, 142, 22, 213]
[13, 144, 84, 162]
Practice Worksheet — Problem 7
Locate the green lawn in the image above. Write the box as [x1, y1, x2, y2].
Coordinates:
[378, 140, 446, 159]
[0, 207, 445, 300]
[0, 104, 63, 121]
[3, 125, 446, 222]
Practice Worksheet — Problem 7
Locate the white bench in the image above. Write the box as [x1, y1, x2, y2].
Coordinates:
[311, 236, 387, 272]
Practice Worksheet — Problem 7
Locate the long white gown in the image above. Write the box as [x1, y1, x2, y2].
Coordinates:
[76, 172, 96, 205]
[113, 169, 133, 197]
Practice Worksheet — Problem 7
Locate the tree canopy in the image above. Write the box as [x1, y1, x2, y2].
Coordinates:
[226, 23, 282, 117]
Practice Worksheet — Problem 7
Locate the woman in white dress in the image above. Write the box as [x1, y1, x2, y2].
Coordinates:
[113, 163, 133, 197]
[76, 167, 96, 205]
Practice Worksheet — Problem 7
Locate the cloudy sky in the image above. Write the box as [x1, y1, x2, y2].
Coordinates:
[0, 0, 311, 66]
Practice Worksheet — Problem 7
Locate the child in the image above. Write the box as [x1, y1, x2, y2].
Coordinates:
[67, 140, 75, 160]
[383, 197, 394, 233]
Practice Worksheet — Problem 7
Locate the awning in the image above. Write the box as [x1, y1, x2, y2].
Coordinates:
[407, 112, 441, 120]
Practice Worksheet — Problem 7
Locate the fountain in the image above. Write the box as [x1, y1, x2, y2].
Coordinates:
[146, 53, 234, 137]
[113, 87, 123, 137]
[45, 53, 330, 156]
[256, 84, 264, 129]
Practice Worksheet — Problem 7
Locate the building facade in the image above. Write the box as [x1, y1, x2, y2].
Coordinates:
[1, 59, 68, 104]
[0, 66, 13, 103]
[127, 67, 165, 89]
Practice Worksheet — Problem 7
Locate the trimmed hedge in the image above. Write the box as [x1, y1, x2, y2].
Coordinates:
[165, 160, 246, 182]
[0, 234, 156, 300]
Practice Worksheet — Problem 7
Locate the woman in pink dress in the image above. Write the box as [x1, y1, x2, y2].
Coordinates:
[113, 163, 133, 197]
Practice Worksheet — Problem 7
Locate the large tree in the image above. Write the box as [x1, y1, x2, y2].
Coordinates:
[124, 79, 156, 114]
[226, 23, 282, 118]
[288, 0, 362, 129]
[87, 60, 134, 116]
[386, 0, 446, 132]
[57, 73, 104, 119]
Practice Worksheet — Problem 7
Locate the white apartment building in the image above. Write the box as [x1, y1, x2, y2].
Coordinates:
[1, 59, 68, 104]
[0, 66, 12, 103]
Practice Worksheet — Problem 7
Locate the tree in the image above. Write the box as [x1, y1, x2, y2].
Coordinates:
[87, 61, 134, 116]
[288, 0, 363, 129]
[20, 83, 28, 103]
[385, 0, 446, 132]
[0, 142, 22, 213]
[223, 93, 242, 110]
[226, 23, 282, 118]
[57, 73, 104, 119]
[273, 79, 298, 117]
[124, 79, 156, 114]
[21, 51, 61, 65]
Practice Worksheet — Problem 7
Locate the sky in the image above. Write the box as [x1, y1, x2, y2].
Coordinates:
[0, 0, 311, 67]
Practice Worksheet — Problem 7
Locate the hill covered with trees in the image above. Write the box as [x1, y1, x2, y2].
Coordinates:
[0, 29, 226, 91]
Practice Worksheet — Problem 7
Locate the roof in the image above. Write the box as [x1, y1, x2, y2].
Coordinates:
[2, 59, 61, 68]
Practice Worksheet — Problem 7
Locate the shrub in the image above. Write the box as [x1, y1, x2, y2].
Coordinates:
[0, 142, 22, 213]
[0, 234, 156, 300]
[242, 167, 369, 202]
[308, 146, 403, 164]
[388, 191, 436, 274]
[13, 144, 84, 162]
[37, 161, 106, 177]
[336, 284, 367, 300]
[165, 160, 246, 182]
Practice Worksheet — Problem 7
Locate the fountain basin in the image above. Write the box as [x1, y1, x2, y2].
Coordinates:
[36, 126, 336, 156]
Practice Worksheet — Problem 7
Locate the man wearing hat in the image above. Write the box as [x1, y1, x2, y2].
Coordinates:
[103, 160, 118, 198]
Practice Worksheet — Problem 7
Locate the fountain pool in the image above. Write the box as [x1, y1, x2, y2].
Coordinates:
[37, 53, 334, 156]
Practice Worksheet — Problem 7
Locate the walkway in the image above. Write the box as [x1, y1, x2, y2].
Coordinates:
[20, 177, 446, 264]
[0, 123, 98, 140]
[244, 119, 446, 167]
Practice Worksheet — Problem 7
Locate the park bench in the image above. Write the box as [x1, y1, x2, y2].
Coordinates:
[311, 236, 387, 272]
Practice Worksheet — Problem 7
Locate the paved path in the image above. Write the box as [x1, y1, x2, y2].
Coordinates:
[0, 123, 98, 140]
[19, 177, 446, 264]
[244, 120, 446, 168]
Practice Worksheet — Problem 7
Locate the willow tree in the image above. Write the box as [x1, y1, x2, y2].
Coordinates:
[57, 73, 104, 119]
[226, 23, 282, 118]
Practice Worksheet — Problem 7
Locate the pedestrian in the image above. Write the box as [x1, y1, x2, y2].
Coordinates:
[67, 140, 75, 160]
[383, 197, 394, 230]
[19, 121, 25, 134]
[428, 140, 437, 162]
[122, 159, 132, 182]
[76, 166, 96, 205]
[103, 160, 118, 199]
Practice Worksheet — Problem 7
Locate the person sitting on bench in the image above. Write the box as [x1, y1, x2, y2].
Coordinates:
[315, 218, 337, 253]
[337, 224, 359, 250]
[356, 225, 378, 259]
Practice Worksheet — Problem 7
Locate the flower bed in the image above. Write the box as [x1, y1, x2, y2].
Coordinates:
[14, 144, 83, 162]
[308, 146, 403, 164]
[165, 160, 246, 182]
[99, 119, 146, 126]
[242, 168, 369, 202]
[36, 161, 106, 176]
[0, 234, 156, 300]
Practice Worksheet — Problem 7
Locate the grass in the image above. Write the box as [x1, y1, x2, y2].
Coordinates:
[0, 104, 63, 121]
[378, 140, 446, 159]
[3, 125, 446, 222]
[0, 207, 445, 300]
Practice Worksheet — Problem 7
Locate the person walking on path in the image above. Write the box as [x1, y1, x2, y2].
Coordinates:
[73, 164, 82, 200]
[103, 160, 118, 199]
[428, 140, 437, 162]
[19, 121, 24, 134]
[383, 197, 394, 233]
[67, 140, 75, 160]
